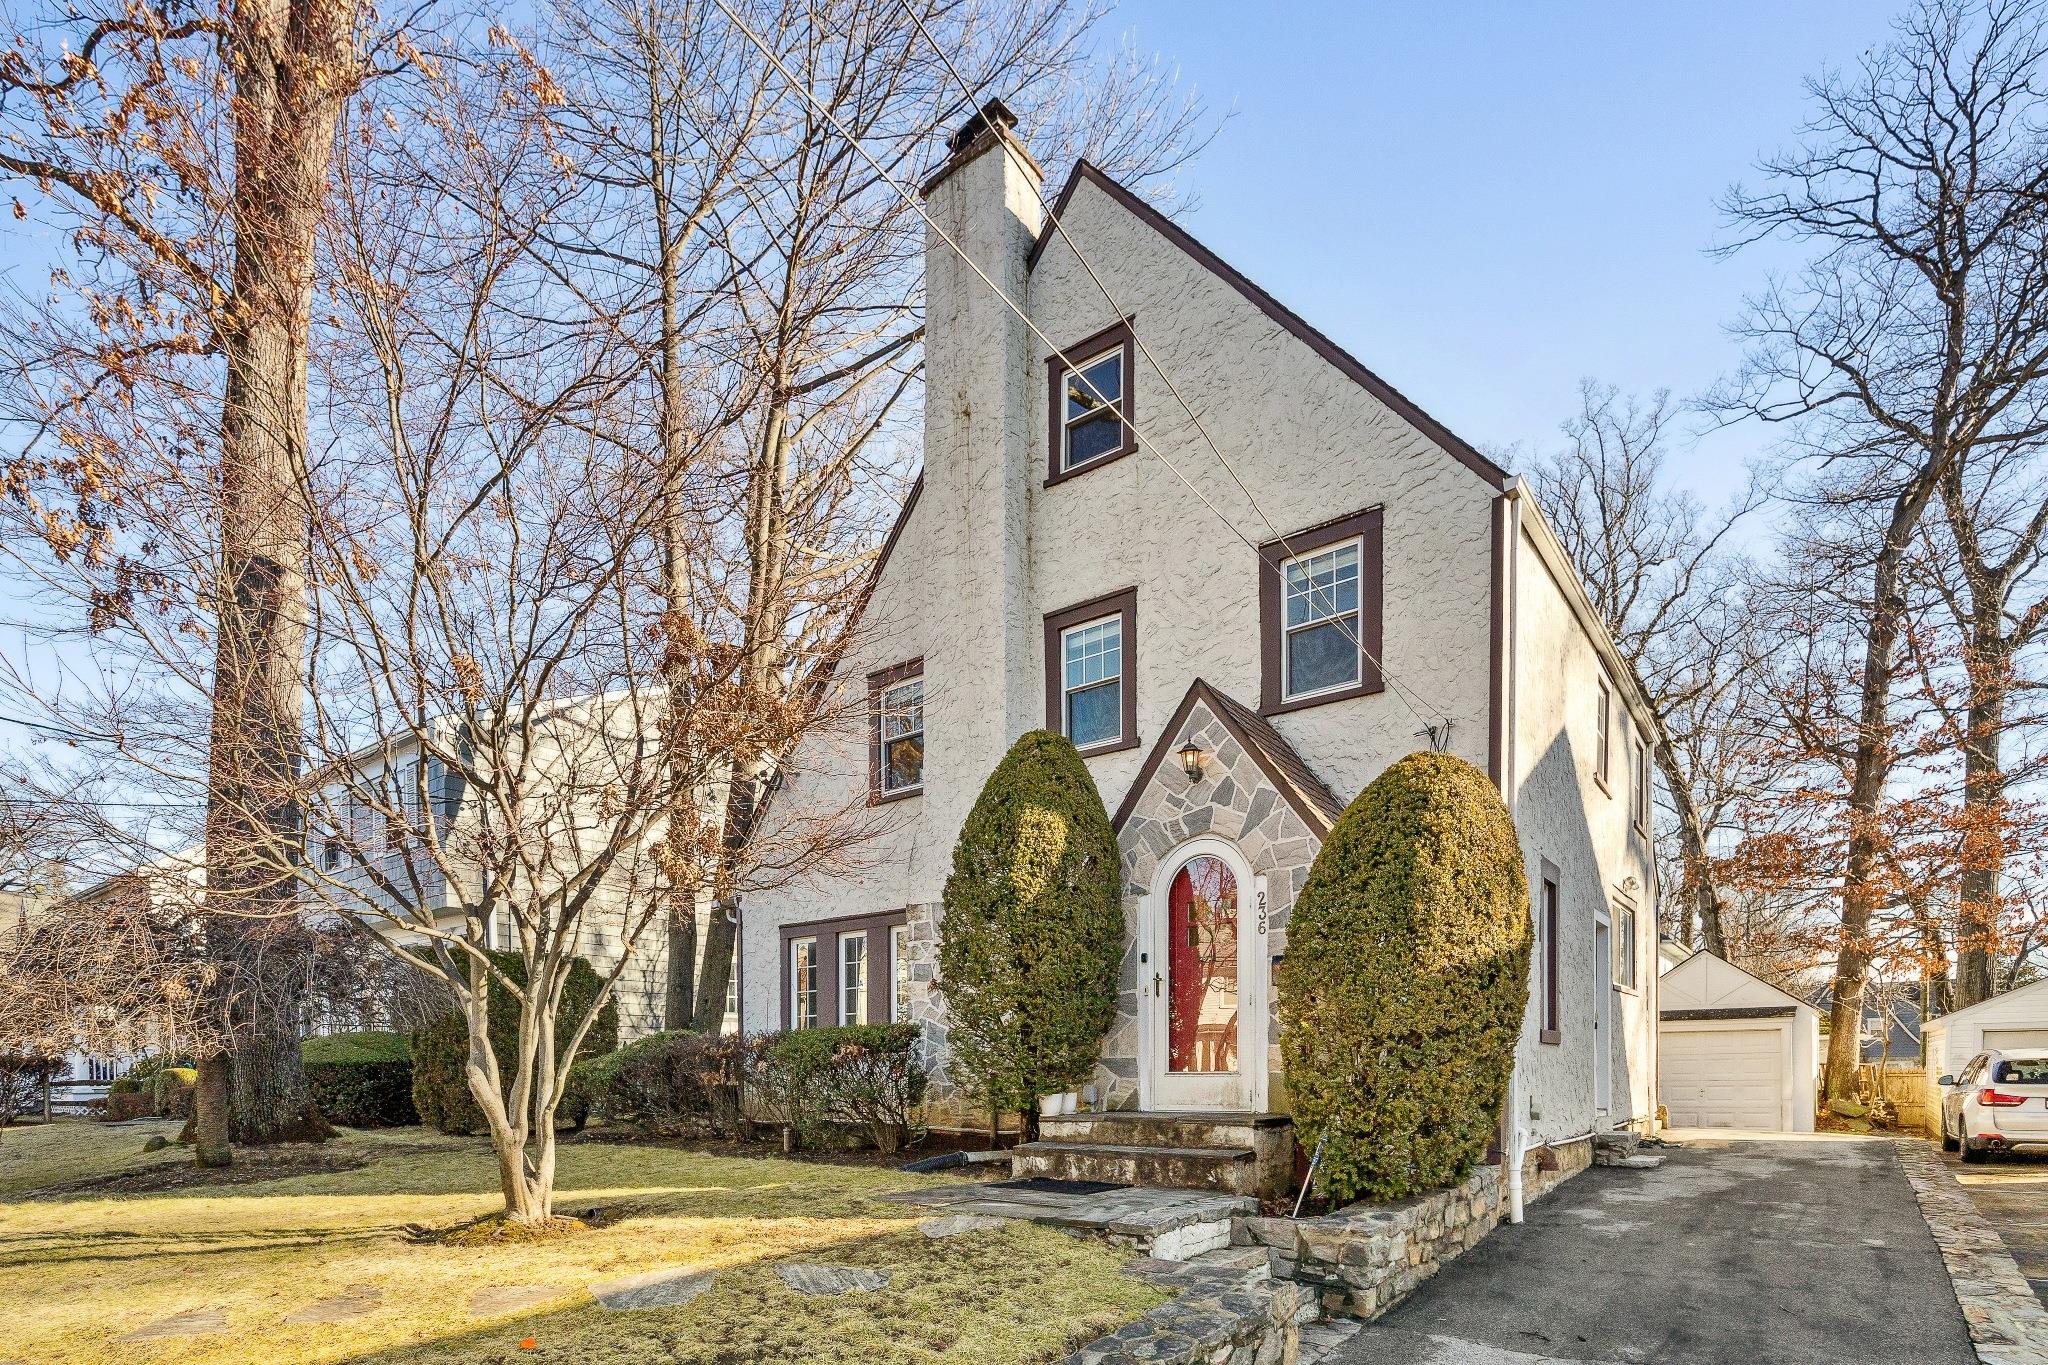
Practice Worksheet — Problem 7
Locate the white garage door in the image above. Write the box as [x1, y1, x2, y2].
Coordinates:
[1661, 1028, 1785, 1130]
[1984, 1028, 2048, 1052]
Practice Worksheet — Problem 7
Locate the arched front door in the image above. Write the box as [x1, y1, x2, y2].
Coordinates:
[1141, 837, 1268, 1111]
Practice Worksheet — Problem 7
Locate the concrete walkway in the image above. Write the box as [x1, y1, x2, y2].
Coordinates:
[1335, 1132, 1975, 1365]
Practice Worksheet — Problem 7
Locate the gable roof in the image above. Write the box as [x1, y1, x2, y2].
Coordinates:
[1662, 950, 1818, 1017]
[1028, 161, 1509, 491]
[1923, 976, 2048, 1031]
[1110, 678, 1346, 835]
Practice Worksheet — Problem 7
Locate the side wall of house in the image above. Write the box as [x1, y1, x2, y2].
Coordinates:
[1509, 517, 1660, 1143]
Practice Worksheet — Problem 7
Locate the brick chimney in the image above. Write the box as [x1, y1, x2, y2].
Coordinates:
[918, 101, 1044, 782]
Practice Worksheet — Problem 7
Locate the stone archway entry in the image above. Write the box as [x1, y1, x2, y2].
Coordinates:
[1141, 836, 1267, 1111]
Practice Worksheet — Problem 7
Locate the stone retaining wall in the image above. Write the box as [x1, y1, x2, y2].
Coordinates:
[1057, 1257, 1313, 1365]
[1244, 1138, 1594, 1320]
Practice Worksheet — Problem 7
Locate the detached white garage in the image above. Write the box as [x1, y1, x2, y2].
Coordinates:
[1658, 952, 1819, 1132]
[1922, 978, 2048, 1132]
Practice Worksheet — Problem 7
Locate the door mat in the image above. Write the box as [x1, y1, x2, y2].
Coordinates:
[987, 1176, 1129, 1196]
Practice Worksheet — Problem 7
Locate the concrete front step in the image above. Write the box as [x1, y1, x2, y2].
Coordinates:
[1038, 1110, 1291, 1151]
[1013, 1139, 1260, 1197]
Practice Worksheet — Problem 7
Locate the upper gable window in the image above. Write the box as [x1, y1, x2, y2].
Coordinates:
[868, 659, 924, 803]
[1046, 320, 1137, 485]
[1259, 507, 1384, 715]
[1043, 588, 1138, 754]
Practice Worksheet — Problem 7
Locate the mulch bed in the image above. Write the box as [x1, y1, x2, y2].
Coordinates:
[567, 1126, 999, 1171]
[32, 1142, 369, 1197]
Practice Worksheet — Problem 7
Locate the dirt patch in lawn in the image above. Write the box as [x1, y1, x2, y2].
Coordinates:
[568, 1127, 999, 1171]
[31, 1141, 369, 1196]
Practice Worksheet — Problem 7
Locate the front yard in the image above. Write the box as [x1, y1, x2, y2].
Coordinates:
[1, 1122, 1161, 1365]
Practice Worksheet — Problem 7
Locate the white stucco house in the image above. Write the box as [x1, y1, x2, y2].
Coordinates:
[1658, 951, 1819, 1132]
[741, 103, 1660, 1174]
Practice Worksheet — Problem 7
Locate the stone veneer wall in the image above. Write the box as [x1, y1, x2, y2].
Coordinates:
[1248, 1139, 1594, 1321]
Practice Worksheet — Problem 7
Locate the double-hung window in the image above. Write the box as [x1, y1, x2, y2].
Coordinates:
[1044, 589, 1137, 754]
[868, 660, 924, 802]
[1595, 680, 1612, 791]
[1538, 864, 1561, 1044]
[1259, 507, 1383, 714]
[1614, 902, 1638, 989]
[789, 937, 819, 1030]
[1046, 321, 1136, 482]
[1633, 738, 1651, 831]
[839, 932, 869, 1026]
[890, 924, 911, 1023]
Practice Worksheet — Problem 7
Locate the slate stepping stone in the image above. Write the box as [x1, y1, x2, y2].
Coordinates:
[589, 1267, 715, 1312]
[918, 1213, 1004, 1239]
[468, 1285, 572, 1318]
[285, 1287, 383, 1324]
[122, 1309, 226, 1340]
[774, 1263, 892, 1296]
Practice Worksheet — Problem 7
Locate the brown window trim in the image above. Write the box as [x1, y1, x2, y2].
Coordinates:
[1258, 506, 1385, 716]
[778, 908, 910, 1030]
[1045, 318, 1138, 487]
[867, 658, 924, 806]
[1044, 588, 1139, 756]
[1539, 860, 1561, 1045]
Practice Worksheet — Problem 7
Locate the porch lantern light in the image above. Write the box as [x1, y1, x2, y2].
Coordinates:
[1177, 742, 1205, 782]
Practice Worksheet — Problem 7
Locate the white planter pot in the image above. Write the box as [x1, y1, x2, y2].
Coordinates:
[1038, 1094, 1062, 1117]
[1059, 1091, 1079, 1115]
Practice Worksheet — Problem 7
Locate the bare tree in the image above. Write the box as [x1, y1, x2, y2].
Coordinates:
[1527, 381, 1761, 959]
[1716, 0, 2048, 1099]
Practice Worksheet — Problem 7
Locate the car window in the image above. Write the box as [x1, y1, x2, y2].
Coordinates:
[1962, 1055, 1989, 1085]
[1995, 1059, 2048, 1085]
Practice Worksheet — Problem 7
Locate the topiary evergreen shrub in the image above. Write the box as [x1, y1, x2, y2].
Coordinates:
[409, 952, 618, 1135]
[303, 1031, 415, 1127]
[1278, 751, 1530, 1204]
[937, 730, 1123, 1127]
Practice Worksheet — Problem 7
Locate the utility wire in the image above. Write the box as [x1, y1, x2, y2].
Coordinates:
[721, 0, 1455, 735]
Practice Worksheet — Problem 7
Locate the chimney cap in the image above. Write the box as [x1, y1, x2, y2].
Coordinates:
[948, 98, 1018, 154]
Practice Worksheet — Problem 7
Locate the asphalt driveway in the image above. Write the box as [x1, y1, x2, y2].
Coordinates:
[1334, 1133, 1973, 1365]
[1946, 1145, 2048, 1310]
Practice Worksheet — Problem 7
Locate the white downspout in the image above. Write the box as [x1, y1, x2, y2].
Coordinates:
[1501, 481, 1527, 1225]
[1506, 1069, 1526, 1224]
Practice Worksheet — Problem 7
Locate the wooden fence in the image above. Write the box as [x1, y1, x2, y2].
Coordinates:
[1855, 1063, 1935, 1135]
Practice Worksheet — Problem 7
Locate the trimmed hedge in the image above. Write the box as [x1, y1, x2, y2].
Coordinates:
[584, 1031, 750, 1138]
[749, 1024, 926, 1152]
[937, 731, 1123, 1120]
[303, 1031, 416, 1128]
[151, 1067, 197, 1120]
[1278, 751, 1530, 1203]
[410, 952, 618, 1135]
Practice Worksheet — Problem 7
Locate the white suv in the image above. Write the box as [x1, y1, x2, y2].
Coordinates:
[1939, 1049, 2048, 1162]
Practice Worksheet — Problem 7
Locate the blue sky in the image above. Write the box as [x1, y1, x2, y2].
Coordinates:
[1107, 0, 1901, 509]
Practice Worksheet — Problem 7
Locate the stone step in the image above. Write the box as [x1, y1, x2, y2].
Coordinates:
[1590, 1130, 1641, 1165]
[1038, 1110, 1291, 1153]
[1186, 1243, 1272, 1274]
[1012, 1139, 1261, 1197]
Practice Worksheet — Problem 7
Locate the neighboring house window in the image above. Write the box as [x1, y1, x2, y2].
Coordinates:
[1614, 902, 1638, 989]
[891, 924, 911, 1023]
[1633, 739, 1651, 831]
[1045, 320, 1137, 484]
[1595, 680, 1612, 791]
[781, 909, 908, 1028]
[868, 659, 925, 802]
[789, 937, 819, 1030]
[322, 837, 342, 872]
[1539, 864, 1561, 1044]
[1259, 507, 1384, 715]
[1043, 589, 1138, 754]
[839, 932, 869, 1026]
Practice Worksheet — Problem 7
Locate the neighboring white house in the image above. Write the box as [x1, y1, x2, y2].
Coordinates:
[1658, 951, 1819, 1132]
[1923, 979, 2048, 1130]
[741, 102, 1661, 1153]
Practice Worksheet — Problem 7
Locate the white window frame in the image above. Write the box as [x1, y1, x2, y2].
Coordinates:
[1279, 536, 1365, 702]
[1614, 903, 1638, 989]
[877, 676, 924, 795]
[1061, 346, 1125, 472]
[839, 931, 868, 1026]
[1595, 679, 1612, 790]
[1633, 738, 1651, 831]
[790, 936, 818, 1030]
[1061, 614, 1124, 750]
[890, 923, 910, 1024]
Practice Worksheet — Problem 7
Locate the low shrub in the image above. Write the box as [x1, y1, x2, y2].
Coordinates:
[585, 1031, 753, 1138]
[0, 1053, 59, 1125]
[748, 1024, 926, 1152]
[409, 952, 617, 1136]
[303, 1031, 415, 1127]
[106, 1090, 153, 1121]
[151, 1067, 197, 1119]
[108, 1076, 143, 1096]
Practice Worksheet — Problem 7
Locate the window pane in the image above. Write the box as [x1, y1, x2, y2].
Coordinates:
[1065, 410, 1123, 466]
[1067, 680, 1122, 748]
[892, 925, 911, 1023]
[880, 679, 921, 739]
[1286, 616, 1360, 696]
[840, 933, 867, 1026]
[883, 734, 924, 791]
[1065, 351, 1122, 421]
[791, 939, 817, 1030]
[1064, 617, 1121, 689]
[1284, 542, 1359, 628]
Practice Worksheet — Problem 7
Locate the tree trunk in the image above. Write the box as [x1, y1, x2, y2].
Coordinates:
[192, 1053, 233, 1167]
[1955, 628, 2010, 1008]
[194, 0, 355, 1153]
[1660, 748, 1727, 958]
[691, 902, 735, 1032]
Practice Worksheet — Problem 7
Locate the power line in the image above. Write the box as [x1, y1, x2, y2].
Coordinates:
[717, 0, 1452, 733]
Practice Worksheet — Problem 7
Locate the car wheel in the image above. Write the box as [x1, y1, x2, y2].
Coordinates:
[1942, 1113, 1960, 1152]
[1963, 1134, 1990, 1164]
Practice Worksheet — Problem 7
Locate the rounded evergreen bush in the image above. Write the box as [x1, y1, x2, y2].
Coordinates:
[303, 1031, 416, 1127]
[409, 952, 618, 1135]
[1277, 750, 1529, 1203]
[937, 730, 1123, 1123]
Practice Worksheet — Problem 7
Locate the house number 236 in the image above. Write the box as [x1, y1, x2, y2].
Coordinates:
[1254, 887, 1268, 936]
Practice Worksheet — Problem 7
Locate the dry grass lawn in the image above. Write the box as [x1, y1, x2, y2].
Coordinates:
[0, 1121, 1162, 1365]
